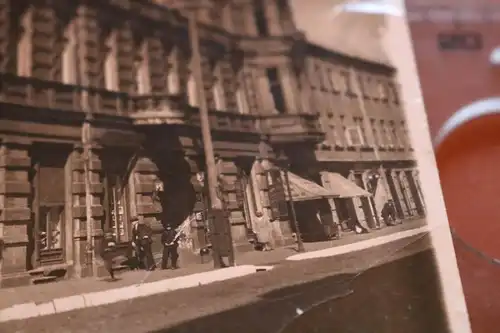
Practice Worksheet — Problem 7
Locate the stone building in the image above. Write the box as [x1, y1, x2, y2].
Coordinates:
[0, 0, 424, 287]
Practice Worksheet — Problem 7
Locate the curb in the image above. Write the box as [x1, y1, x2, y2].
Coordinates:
[286, 226, 429, 261]
[0, 265, 273, 323]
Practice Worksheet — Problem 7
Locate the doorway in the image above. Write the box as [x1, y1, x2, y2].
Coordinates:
[29, 143, 71, 269]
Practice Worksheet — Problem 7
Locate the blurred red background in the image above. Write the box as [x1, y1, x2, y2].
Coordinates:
[408, 2, 500, 332]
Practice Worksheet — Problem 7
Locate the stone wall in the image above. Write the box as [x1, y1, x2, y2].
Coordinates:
[0, 138, 32, 287]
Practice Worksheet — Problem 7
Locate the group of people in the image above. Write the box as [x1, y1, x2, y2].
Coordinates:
[100, 216, 181, 280]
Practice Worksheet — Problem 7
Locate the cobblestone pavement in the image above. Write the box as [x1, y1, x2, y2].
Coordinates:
[1, 231, 439, 333]
[0, 218, 426, 310]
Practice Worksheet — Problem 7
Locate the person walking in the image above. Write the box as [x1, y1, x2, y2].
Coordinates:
[161, 224, 179, 269]
[100, 231, 118, 280]
[132, 216, 155, 271]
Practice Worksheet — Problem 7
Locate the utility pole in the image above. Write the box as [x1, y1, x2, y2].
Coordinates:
[82, 114, 97, 277]
[283, 165, 305, 253]
[187, 12, 228, 268]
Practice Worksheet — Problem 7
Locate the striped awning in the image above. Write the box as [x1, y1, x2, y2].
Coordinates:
[282, 171, 339, 202]
[322, 172, 372, 198]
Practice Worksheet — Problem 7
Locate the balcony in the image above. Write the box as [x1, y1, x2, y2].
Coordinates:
[0, 73, 131, 116]
[131, 94, 260, 135]
[259, 113, 324, 144]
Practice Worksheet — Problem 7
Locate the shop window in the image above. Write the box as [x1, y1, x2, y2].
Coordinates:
[103, 173, 129, 243]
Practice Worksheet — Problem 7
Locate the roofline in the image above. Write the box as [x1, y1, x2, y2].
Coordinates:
[305, 41, 396, 73]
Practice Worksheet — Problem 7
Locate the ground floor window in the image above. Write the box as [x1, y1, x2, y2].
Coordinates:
[103, 173, 129, 243]
[39, 205, 64, 251]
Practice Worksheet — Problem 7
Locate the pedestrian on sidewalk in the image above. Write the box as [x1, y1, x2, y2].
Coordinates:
[382, 200, 398, 226]
[132, 216, 155, 271]
[100, 232, 118, 281]
[161, 224, 179, 269]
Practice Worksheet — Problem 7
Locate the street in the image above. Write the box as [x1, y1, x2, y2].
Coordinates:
[1, 233, 449, 333]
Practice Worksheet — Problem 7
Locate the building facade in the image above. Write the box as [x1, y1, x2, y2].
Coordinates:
[0, 0, 424, 287]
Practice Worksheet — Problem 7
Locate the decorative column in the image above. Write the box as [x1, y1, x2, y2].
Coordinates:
[216, 158, 248, 246]
[0, 138, 32, 287]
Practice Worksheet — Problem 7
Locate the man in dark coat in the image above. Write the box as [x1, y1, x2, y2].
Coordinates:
[100, 232, 118, 280]
[161, 224, 179, 269]
[382, 199, 397, 226]
[132, 216, 155, 271]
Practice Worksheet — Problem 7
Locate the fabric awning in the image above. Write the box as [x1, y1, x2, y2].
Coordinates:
[282, 171, 339, 202]
[322, 172, 372, 198]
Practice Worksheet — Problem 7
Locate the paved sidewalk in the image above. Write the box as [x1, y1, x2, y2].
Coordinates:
[0, 218, 426, 315]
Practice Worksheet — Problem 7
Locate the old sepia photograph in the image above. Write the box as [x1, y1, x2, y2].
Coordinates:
[0, 0, 470, 332]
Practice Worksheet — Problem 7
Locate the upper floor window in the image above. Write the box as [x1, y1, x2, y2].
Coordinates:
[277, 0, 293, 32]
[212, 64, 226, 110]
[345, 126, 363, 147]
[378, 81, 388, 101]
[266, 67, 287, 113]
[236, 85, 249, 114]
[134, 43, 151, 95]
[340, 70, 353, 95]
[17, 12, 33, 77]
[253, 0, 269, 36]
[388, 82, 400, 105]
[370, 118, 379, 147]
[357, 75, 369, 98]
[62, 22, 77, 85]
[166, 48, 180, 95]
[187, 72, 198, 107]
[104, 33, 118, 91]
[231, 4, 247, 34]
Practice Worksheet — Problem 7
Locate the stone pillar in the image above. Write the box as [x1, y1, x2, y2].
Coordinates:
[390, 170, 409, 219]
[348, 171, 368, 228]
[216, 159, 248, 248]
[249, 159, 277, 247]
[64, 149, 75, 278]
[71, 145, 105, 278]
[400, 170, 417, 217]
[411, 169, 426, 215]
[0, 138, 32, 287]
[361, 171, 378, 229]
